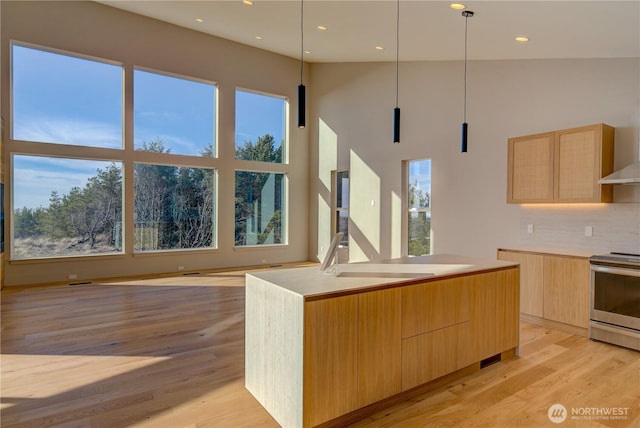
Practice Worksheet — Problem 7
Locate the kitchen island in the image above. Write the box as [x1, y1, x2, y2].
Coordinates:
[245, 254, 520, 428]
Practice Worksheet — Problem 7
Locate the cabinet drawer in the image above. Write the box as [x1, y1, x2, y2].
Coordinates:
[401, 322, 471, 390]
[401, 277, 469, 338]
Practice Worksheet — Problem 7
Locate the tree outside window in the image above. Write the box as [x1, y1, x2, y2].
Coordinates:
[408, 159, 431, 256]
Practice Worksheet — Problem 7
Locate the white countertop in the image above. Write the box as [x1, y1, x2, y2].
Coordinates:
[498, 246, 597, 258]
[246, 254, 518, 299]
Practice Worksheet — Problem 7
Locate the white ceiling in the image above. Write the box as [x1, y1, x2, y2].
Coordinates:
[97, 0, 640, 63]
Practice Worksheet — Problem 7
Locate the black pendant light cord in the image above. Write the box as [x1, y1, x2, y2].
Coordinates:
[395, 0, 399, 109]
[463, 11, 469, 124]
[461, 10, 473, 152]
[297, 0, 306, 128]
[393, 0, 400, 143]
[300, 0, 304, 86]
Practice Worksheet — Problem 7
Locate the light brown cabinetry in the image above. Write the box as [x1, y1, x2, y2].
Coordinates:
[507, 132, 555, 203]
[507, 123, 614, 204]
[357, 288, 402, 407]
[543, 256, 590, 328]
[304, 295, 359, 427]
[401, 276, 469, 338]
[304, 289, 403, 425]
[400, 271, 519, 391]
[497, 251, 544, 317]
[469, 270, 520, 360]
[1, 116, 3, 290]
[401, 323, 471, 390]
[498, 249, 590, 333]
[245, 259, 520, 428]
[400, 277, 472, 390]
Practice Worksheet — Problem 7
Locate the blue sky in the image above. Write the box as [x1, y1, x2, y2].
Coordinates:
[409, 159, 431, 209]
[13, 156, 120, 210]
[12, 45, 122, 148]
[12, 44, 286, 209]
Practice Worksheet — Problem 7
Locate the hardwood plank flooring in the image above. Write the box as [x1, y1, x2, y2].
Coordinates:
[1, 266, 638, 427]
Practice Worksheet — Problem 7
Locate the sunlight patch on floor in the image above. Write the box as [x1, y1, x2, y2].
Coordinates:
[1, 354, 170, 400]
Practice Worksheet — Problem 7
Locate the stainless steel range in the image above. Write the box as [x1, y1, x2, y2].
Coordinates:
[589, 252, 640, 351]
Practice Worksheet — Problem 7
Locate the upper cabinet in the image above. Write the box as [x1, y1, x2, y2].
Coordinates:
[507, 123, 614, 204]
[507, 131, 555, 203]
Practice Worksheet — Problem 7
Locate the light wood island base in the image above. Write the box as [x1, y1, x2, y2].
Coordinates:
[245, 255, 520, 428]
[314, 348, 518, 428]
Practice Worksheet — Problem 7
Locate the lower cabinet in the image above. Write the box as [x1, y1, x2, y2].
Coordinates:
[498, 249, 590, 331]
[469, 270, 520, 360]
[303, 295, 359, 427]
[250, 265, 519, 428]
[543, 255, 590, 328]
[357, 288, 402, 407]
[497, 250, 544, 317]
[401, 322, 471, 390]
[303, 288, 403, 427]
[400, 276, 473, 390]
[302, 269, 520, 426]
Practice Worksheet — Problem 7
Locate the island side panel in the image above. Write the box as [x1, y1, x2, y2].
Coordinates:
[245, 274, 304, 428]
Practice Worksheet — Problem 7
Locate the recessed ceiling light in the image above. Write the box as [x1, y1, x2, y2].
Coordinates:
[195, 18, 204, 23]
[316, 25, 327, 31]
[450, 3, 466, 10]
[304, 50, 311, 55]
[375, 46, 384, 51]
[255, 36, 263, 40]
[242, 0, 254, 5]
[515, 36, 530, 42]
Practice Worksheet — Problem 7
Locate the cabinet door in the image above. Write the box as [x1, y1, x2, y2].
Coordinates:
[543, 256, 590, 328]
[357, 288, 401, 406]
[507, 132, 555, 203]
[554, 124, 614, 203]
[303, 295, 358, 427]
[498, 250, 544, 317]
[469, 269, 520, 360]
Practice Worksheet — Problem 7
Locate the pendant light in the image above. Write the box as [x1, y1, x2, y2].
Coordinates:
[393, 0, 400, 144]
[461, 10, 473, 152]
[297, 0, 306, 129]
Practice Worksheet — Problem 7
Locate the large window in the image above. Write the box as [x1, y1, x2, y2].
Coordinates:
[132, 69, 217, 252]
[235, 171, 285, 246]
[9, 41, 292, 263]
[408, 159, 431, 256]
[234, 89, 288, 247]
[235, 89, 286, 163]
[12, 155, 123, 259]
[11, 43, 125, 259]
[134, 69, 216, 157]
[12, 44, 122, 148]
[134, 163, 216, 251]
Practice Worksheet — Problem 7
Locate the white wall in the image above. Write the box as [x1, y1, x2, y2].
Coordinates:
[2, 2, 639, 285]
[1, 1, 310, 286]
[309, 58, 640, 261]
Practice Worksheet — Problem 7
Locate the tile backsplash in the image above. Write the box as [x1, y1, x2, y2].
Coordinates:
[520, 202, 640, 254]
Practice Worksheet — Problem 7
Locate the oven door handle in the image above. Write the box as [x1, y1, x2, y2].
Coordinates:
[591, 264, 640, 277]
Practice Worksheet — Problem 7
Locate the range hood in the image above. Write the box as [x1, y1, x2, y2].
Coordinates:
[599, 162, 640, 184]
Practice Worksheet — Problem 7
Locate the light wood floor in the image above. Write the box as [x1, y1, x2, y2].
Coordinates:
[1, 265, 638, 428]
